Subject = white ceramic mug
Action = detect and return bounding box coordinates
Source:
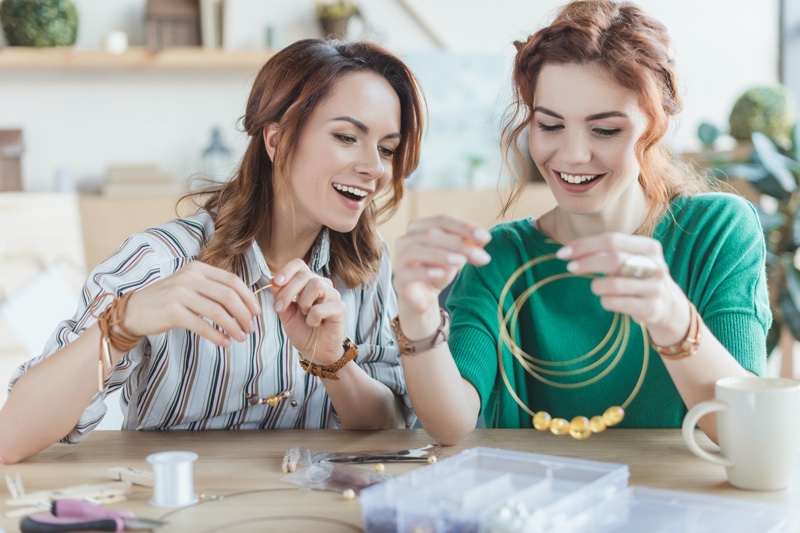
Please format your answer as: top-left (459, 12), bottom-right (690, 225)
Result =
top-left (682, 376), bottom-right (800, 491)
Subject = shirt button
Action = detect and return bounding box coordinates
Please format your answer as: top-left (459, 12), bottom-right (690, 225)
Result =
top-left (290, 400), bottom-right (298, 407)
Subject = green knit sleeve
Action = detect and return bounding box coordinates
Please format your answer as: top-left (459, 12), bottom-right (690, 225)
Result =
top-left (446, 225), bottom-right (518, 416)
top-left (673, 194), bottom-right (772, 375)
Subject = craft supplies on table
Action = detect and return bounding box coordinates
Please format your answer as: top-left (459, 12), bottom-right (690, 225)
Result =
top-left (359, 447), bottom-right (790, 533)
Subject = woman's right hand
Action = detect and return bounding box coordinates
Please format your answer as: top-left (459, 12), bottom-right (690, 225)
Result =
top-left (392, 215), bottom-right (492, 316)
top-left (122, 261), bottom-right (260, 346)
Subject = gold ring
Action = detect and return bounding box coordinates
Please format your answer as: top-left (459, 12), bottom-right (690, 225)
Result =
top-left (617, 254), bottom-right (657, 279)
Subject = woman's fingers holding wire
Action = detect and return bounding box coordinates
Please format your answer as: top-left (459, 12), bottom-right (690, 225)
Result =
top-left (270, 259), bottom-right (316, 313)
top-left (395, 223), bottom-right (491, 270)
top-left (304, 298), bottom-right (347, 329)
top-left (181, 291), bottom-right (249, 342)
top-left (557, 233), bottom-right (666, 279)
top-left (295, 276), bottom-right (338, 318)
top-left (406, 215), bottom-right (492, 247)
top-left (556, 232), bottom-right (662, 261)
top-left (176, 306), bottom-right (235, 346)
top-left (196, 262), bottom-right (261, 314)
top-left (124, 261), bottom-right (259, 341)
top-left (193, 279), bottom-right (258, 336)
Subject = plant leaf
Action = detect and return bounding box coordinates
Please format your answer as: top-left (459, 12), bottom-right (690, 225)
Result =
top-left (715, 163), bottom-right (788, 199)
top-left (697, 122), bottom-right (721, 148)
top-left (778, 153), bottom-right (800, 174)
top-left (781, 262), bottom-right (800, 342)
top-left (766, 314), bottom-right (782, 355)
top-left (780, 290), bottom-right (800, 342)
top-left (766, 250), bottom-right (780, 269)
top-left (751, 202), bottom-right (786, 233)
top-left (752, 132), bottom-right (798, 193)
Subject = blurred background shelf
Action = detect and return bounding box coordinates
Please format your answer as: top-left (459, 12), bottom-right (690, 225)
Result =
top-left (0, 46), bottom-right (273, 70)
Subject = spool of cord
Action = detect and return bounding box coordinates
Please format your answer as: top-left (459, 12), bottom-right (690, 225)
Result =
top-left (147, 451), bottom-right (200, 508)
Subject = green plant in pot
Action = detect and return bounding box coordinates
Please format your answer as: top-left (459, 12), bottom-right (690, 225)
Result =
top-left (0, 0), bottom-right (79, 47)
top-left (729, 85), bottom-right (796, 152)
top-left (315, 0), bottom-right (359, 39)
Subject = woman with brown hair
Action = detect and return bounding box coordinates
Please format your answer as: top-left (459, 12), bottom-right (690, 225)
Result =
top-left (0, 39), bottom-right (424, 463)
top-left (392, 0), bottom-right (770, 445)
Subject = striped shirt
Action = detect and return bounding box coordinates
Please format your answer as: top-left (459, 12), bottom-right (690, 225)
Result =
top-left (9, 211), bottom-right (413, 442)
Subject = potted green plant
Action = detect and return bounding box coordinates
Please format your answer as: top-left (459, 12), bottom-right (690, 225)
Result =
top-left (696, 84), bottom-right (797, 166)
top-left (0, 0), bottom-right (79, 47)
top-left (314, 0), bottom-right (359, 39)
top-left (729, 85), bottom-right (796, 152)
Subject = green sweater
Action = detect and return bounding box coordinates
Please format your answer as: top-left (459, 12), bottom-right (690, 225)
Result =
top-left (447, 193), bottom-right (771, 428)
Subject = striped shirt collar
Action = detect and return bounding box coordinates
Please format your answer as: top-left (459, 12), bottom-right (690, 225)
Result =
top-left (242, 227), bottom-right (332, 288)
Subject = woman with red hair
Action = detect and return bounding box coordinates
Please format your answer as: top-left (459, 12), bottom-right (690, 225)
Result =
top-left (392, 0), bottom-right (770, 445)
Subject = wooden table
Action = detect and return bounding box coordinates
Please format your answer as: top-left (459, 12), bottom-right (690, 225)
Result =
top-left (2, 429), bottom-right (799, 532)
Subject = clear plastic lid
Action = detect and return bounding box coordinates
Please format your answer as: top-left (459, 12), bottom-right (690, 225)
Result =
top-left (359, 447), bottom-right (789, 533)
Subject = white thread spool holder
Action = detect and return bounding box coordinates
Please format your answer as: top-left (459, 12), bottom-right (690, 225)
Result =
top-left (147, 451), bottom-right (199, 508)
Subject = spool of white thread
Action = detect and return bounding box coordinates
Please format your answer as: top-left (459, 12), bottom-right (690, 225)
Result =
top-left (147, 451), bottom-right (200, 508)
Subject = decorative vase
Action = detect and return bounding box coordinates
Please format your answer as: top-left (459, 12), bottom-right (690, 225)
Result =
top-left (0, 0), bottom-right (79, 47)
top-left (318, 15), bottom-right (351, 39)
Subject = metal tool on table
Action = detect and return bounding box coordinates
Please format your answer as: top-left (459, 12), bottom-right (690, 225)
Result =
top-left (282, 443), bottom-right (444, 472)
top-left (19, 499), bottom-right (165, 532)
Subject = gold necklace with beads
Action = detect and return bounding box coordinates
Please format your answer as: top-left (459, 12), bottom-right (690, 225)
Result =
top-left (497, 254), bottom-right (650, 440)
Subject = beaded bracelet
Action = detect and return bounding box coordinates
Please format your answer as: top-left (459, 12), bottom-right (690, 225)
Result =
top-left (89, 292), bottom-right (143, 392)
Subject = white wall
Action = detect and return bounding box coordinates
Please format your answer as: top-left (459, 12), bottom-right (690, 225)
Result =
top-left (0, 0), bottom-right (780, 191)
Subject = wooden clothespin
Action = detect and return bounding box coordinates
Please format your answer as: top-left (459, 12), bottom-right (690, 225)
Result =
top-left (5, 473), bottom-right (23, 499)
top-left (107, 466), bottom-right (154, 487)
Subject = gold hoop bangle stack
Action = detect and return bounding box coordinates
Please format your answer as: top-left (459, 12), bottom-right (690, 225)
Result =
top-left (497, 254), bottom-right (650, 440)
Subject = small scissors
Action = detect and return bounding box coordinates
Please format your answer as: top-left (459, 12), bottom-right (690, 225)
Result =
top-left (20, 498), bottom-right (165, 532)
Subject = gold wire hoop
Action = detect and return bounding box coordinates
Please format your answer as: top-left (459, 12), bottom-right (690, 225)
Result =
top-left (496, 254), bottom-right (650, 437)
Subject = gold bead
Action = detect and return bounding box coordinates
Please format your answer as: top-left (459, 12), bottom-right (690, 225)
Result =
top-left (532, 411), bottom-right (552, 431)
top-left (374, 463), bottom-right (385, 473)
top-left (342, 488), bottom-right (356, 500)
top-left (549, 418), bottom-right (569, 435)
top-left (589, 415), bottom-right (607, 433)
top-left (266, 397), bottom-right (279, 407)
top-left (427, 456), bottom-right (438, 464)
top-left (568, 416), bottom-right (592, 440)
top-left (602, 406), bottom-right (624, 427)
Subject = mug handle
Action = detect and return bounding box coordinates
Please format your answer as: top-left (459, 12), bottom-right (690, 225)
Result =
top-left (681, 399), bottom-right (734, 468)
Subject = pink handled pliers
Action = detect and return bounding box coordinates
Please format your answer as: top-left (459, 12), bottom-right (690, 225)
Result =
top-left (20, 498), bottom-right (165, 532)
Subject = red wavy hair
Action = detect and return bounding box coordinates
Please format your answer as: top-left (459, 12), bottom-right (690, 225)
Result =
top-left (193, 39), bottom-right (424, 287)
top-left (501, 0), bottom-right (710, 234)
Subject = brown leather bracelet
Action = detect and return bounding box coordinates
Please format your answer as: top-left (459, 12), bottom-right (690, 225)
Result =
top-left (299, 337), bottom-right (358, 380)
top-left (651, 302), bottom-right (702, 360)
top-left (391, 308), bottom-right (451, 356)
top-left (89, 291), bottom-right (144, 392)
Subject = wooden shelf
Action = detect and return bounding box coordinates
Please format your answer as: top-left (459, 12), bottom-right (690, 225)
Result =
top-left (0, 46), bottom-right (274, 70)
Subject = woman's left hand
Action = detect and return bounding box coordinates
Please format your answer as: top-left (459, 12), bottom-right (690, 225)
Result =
top-left (556, 232), bottom-right (690, 345)
top-left (270, 259), bottom-right (347, 365)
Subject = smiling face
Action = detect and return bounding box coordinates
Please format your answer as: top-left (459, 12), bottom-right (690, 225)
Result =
top-left (273, 71), bottom-right (401, 235)
top-left (529, 63), bottom-right (648, 222)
